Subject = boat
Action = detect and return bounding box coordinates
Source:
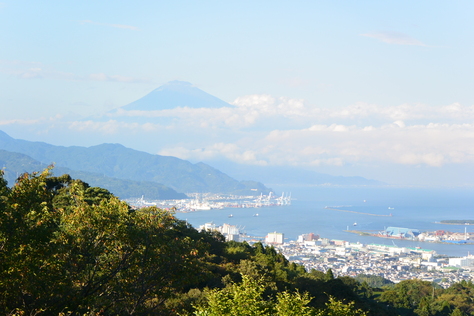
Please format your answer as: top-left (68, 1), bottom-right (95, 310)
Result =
top-left (253, 213), bottom-right (259, 217)
top-left (228, 214), bottom-right (233, 218)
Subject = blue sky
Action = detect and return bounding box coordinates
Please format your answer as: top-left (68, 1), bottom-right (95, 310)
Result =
top-left (1, 1), bottom-right (474, 186)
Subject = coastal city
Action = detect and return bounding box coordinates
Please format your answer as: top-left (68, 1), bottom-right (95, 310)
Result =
top-left (277, 234), bottom-right (474, 288)
top-left (200, 222), bottom-right (474, 288)
top-left (129, 194), bottom-right (474, 288)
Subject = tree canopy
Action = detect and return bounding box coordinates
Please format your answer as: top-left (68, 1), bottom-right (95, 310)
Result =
top-left (0, 168), bottom-right (209, 314)
top-left (1, 168), bottom-right (473, 315)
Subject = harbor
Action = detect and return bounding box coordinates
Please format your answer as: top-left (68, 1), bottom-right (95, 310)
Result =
top-left (126, 192), bottom-right (292, 212)
top-left (347, 226), bottom-right (474, 245)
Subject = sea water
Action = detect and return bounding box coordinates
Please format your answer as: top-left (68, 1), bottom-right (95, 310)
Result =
top-left (174, 186), bottom-right (474, 257)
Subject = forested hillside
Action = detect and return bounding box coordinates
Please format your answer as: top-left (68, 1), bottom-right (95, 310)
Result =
top-left (0, 130), bottom-right (271, 195)
top-left (0, 149), bottom-right (187, 200)
top-left (0, 169), bottom-right (472, 315)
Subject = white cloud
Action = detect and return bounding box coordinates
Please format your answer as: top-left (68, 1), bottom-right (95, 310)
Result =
top-left (79, 20), bottom-right (139, 31)
top-left (68, 120), bottom-right (161, 134)
top-left (0, 118), bottom-right (42, 126)
top-left (100, 97), bottom-right (474, 169)
top-left (110, 106), bottom-right (257, 128)
top-left (230, 97), bottom-right (474, 126)
top-left (0, 115), bottom-right (63, 126)
top-left (232, 94), bottom-right (307, 117)
top-left (109, 94), bottom-right (311, 130)
top-left (19, 67), bottom-right (43, 79)
top-left (360, 32), bottom-right (427, 46)
top-left (89, 73), bottom-right (148, 83)
top-left (0, 60), bottom-right (148, 83)
top-left (393, 120), bottom-right (405, 128)
top-left (0, 60), bottom-right (75, 80)
top-left (233, 94), bottom-right (276, 108)
top-left (9, 90), bottom-right (474, 171)
top-left (154, 122), bottom-right (474, 168)
top-left (159, 143), bottom-right (268, 166)
top-left (398, 153), bottom-right (445, 167)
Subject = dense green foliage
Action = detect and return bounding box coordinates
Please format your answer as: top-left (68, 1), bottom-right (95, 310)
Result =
top-left (379, 279), bottom-right (474, 316)
top-left (192, 275), bottom-right (368, 316)
top-left (0, 169), bottom-right (208, 314)
top-left (1, 168), bottom-right (474, 315)
top-left (355, 274), bottom-right (394, 288)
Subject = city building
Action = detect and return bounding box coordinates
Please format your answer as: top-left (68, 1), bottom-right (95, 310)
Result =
top-left (265, 231), bottom-right (284, 244)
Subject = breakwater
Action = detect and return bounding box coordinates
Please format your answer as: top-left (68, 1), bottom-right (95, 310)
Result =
top-left (325, 207), bottom-right (392, 217)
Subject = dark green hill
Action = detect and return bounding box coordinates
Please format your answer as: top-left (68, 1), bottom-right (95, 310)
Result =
top-left (0, 131), bottom-right (271, 195)
top-left (0, 149), bottom-right (186, 200)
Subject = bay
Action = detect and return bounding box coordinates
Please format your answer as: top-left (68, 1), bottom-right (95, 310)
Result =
top-left (175, 186), bottom-right (474, 257)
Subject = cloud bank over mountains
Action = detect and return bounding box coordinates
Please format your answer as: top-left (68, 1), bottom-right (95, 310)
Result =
top-left (154, 106), bottom-right (474, 168)
top-left (2, 81), bottom-right (474, 185)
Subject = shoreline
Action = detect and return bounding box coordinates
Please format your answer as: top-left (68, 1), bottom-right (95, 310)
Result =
top-left (346, 229), bottom-right (474, 245)
top-left (436, 221), bottom-right (474, 226)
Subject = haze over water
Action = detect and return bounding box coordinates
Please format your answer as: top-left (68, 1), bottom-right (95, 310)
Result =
top-left (175, 186), bottom-right (474, 257)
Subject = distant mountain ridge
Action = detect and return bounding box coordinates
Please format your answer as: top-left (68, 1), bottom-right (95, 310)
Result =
top-left (0, 149), bottom-right (187, 200)
top-left (204, 161), bottom-right (386, 187)
top-left (0, 130), bottom-right (270, 196)
top-left (121, 80), bottom-right (231, 111)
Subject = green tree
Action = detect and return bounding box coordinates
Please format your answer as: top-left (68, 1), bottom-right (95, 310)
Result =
top-left (194, 275), bottom-right (272, 316)
top-left (450, 307), bottom-right (465, 316)
top-left (355, 274), bottom-right (394, 288)
top-left (193, 274), bottom-right (316, 316)
top-left (0, 169), bottom-right (211, 315)
top-left (316, 296), bottom-right (368, 316)
top-left (193, 274), bottom-right (368, 316)
top-left (0, 169), bottom-right (62, 314)
top-left (325, 268), bottom-right (335, 281)
top-left (274, 291), bottom-right (313, 316)
top-left (379, 279), bottom-right (434, 311)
